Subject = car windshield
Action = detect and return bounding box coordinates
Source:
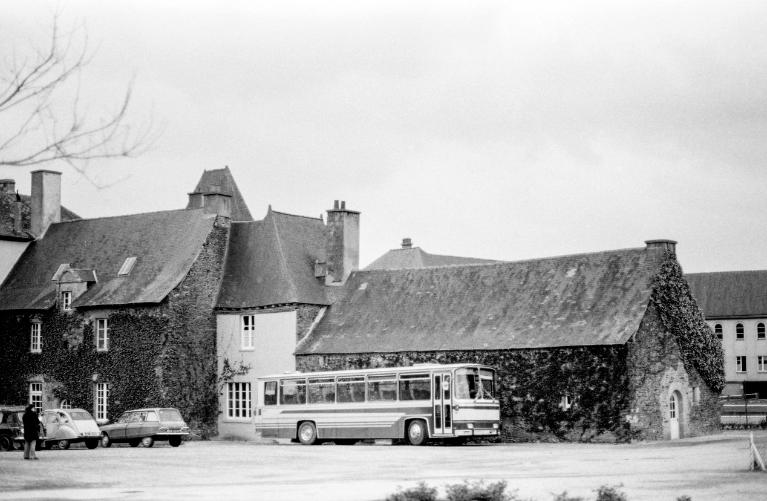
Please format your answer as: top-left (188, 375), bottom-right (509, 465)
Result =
top-left (455, 368), bottom-right (496, 400)
top-left (159, 409), bottom-right (183, 422)
top-left (68, 411), bottom-right (94, 421)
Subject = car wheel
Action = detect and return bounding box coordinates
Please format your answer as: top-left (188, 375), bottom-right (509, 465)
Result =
top-left (57, 439), bottom-right (70, 450)
top-left (297, 422), bottom-right (317, 445)
top-left (101, 433), bottom-right (112, 448)
top-left (168, 436), bottom-right (182, 447)
top-left (85, 439), bottom-right (99, 449)
top-left (406, 420), bottom-right (427, 446)
top-left (0, 435), bottom-right (13, 451)
top-left (141, 436), bottom-right (154, 448)
top-left (129, 439), bottom-right (140, 447)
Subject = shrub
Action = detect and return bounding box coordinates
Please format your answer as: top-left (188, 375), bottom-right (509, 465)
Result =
top-left (386, 482), bottom-right (439, 501)
top-left (445, 480), bottom-right (515, 501)
top-left (552, 493), bottom-right (585, 501)
top-left (594, 485), bottom-right (627, 501)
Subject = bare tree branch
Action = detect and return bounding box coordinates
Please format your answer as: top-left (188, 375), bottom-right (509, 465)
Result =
top-left (0, 14), bottom-right (160, 175)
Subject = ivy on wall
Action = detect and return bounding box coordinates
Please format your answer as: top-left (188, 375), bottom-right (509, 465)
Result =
top-left (650, 252), bottom-right (725, 392)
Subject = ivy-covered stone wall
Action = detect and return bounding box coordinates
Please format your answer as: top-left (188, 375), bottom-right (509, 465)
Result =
top-left (297, 346), bottom-right (633, 442)
top-left (0, 217), bottom-right (229, 438)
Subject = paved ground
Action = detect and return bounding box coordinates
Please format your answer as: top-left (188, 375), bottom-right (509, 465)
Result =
top-left (0, 432), bottom-right (765, 501)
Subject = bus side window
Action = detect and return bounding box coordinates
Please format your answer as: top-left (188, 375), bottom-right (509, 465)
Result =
top-left (264, 381), bottom-right (277, 406)
top-left (399, 374), bottom-right (430, 400)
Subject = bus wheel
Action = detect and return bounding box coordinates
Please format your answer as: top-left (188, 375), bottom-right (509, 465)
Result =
top-left (407, 420), bottom-right (427, 446)
top-left (298, 422), bottom-right (317, 445)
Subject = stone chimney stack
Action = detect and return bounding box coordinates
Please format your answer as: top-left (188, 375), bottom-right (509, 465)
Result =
top-left (645, 239), bottom-right (677, 253)
top-left (325, 200), bottom-right (360, 285)
top-left (187, 191), bottom-right (232, 218)
top-left (31, 170), bottom-right (61, 238)
top-left (401, 237), bottom-right (413, 249)
top-left (14, 193), bottom-right (23, 234)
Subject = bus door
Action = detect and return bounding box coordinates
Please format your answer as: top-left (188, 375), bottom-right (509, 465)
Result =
top-left (432, 372), bottom-right (452, 435)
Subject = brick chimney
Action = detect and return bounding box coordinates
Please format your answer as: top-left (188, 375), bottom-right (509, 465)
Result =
top-left (402, 237), bottom-right (413, 249)
top-left (645, 239), bottom-right (677, 253)
top-left (31, 170), bottom-right (61, 238)
top-left (188, 191), bottom-right (232, 218)
top-left (325, 200), bottom-right (360, 285)
top-left (14, 193), bottom-right (23, 234)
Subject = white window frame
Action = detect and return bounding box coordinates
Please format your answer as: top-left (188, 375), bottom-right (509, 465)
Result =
top-left (736, 356), bottom-right (747, 373)
top-left (61, 291), bottom-right (72, 311)
top-left (226, 381), bottom-right (252, 420)
top-left (96, 318), bottom-right (109, 351)
top-left (241, 315), bottom-right (255, 351)
top-left (95, 383), bottom-right (108, 421)
top-left (714, 324), bottom-right (723, 340)
top-left (758, 356), bottom-right (767, 373)
top-left (758, 323), bottom-right (766, 340)
top-left (30, 322), bottom-right (41, 353)
top-left (736, 323), bottom-right (744, 340)
top-left (29, 383), bottom-right (42, 412)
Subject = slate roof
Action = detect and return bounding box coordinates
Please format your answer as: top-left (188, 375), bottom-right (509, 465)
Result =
top-left (686, 271), bottom-right (767, 319)
top-left (296, 246), bottom-right (666, 354)
top-left (365, 246), bottom-right (498, 270)
top-left (0, 192), bottom-right (79, 240)
top-left (216, 209), bottom-right (329, 309)
top-left (0, 209), bottom-right (217, 310)
top-left (186, 167), bottom-right (253, 221)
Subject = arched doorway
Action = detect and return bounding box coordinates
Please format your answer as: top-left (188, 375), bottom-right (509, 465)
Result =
top-left (669, 391), bottom-right (681, 440)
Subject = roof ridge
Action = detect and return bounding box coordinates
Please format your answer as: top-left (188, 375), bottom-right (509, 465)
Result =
top-left (50, 208), bottom-right (210, 225)
top-left (270, 209), bottom-right (324, 221)
top-left (268, 211), bottom-right (298, 302)
top-left (686, 269), bottom-right (767, 276)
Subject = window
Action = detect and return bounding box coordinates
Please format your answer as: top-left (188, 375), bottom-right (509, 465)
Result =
top-left (227, 382), bottom-right (252, 419)
top-left (714, 324), bottom-right (723, 340)
top-left (736, 356), bottom-right (747, 373)
top-left (118, 256), bottom-right (137, 276)
top-left (61, 291), bottom-right (72, 311)
top-left (30, 322), bottom-right (41, 353)
top-left (367, 374), bottom-right (397, 401)
top-left (759, 356), bottom-right (767, 373)
top-left (399, 374), bottom-right (431, 401)
top-left (29, 383), bottom-right (42, 412)
top-left (668, 395), bottom-right (676, 419)
top-left (279, 379), bottom-right (306, 405)
top-left (96, 318), bottom-right (109, 351)
top-left (95, 383), bottom-right (108, 421)
top-left (336, 376), bottom-right (365, 403)
top-left (241, 315), bottom-right (255, 350)
top-left (264, 381), bottom-right (278, 406)
top-left (307, 377), bottom-right (336, 404)
top-left (736, 323), bottom-right (744, 340)
top-left (759, 323), bottom-right (766, 340)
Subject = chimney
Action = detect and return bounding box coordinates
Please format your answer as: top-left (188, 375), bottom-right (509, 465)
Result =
top-left (13, 193), bottom-right (23, 234)
top-left (0, 179), bottom-right (16, 193)
top-left (202, 192), bottom-right (232, 218)
top-left (31, 170), bottom-right (61, 238)
top-left (645, 239), bottom-right (677, 253)
top-left (325, 200), bottom-right (360, 285)
top-left (401, 237), bottom-right (412, 249)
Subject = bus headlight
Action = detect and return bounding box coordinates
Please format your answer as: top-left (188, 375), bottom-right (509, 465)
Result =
top-left (492, 423), bottom-right (499, 429)
top-left (467, 423), bottom-right (474, 429)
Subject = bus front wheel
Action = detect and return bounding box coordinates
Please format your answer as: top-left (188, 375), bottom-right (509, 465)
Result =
top-left (407, 420), bottom-right (427, 446)
top-left (298, 422), bottom-right (317, 445)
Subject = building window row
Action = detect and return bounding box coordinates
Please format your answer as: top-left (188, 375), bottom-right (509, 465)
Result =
top-left (715, 322), bottom-right (767, 341)
top-left (28, 318), bottom-right (109, 354)
top-left (736, 355), bottom-right (767, 373)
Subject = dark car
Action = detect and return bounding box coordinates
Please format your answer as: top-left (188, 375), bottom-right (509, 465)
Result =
top-left (99, 408), bottom-right (189, 448)
top-left (0, 406), bottom-right (25, 451)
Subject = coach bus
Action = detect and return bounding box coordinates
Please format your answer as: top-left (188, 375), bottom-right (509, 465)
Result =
top-left (253, 363), bottom-right (500, 445)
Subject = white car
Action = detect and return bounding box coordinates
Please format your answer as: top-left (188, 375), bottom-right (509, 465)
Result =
top-left (40, 409), bottom-right (101, 450)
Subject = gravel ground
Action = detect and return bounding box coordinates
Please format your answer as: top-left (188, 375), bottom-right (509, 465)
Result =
top-left (0, 431), bottom-right (765, 501)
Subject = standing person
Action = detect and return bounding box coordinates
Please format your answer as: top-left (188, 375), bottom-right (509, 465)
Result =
top-left (22, 404), bottom-right (39, 460)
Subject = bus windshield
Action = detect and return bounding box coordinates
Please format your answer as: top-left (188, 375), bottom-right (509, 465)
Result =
top-left (455, 368), bottom-right (496, 400)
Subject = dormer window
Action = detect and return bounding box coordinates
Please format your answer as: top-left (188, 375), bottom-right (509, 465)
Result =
top-left (118, 257), bottom-right (137, 276)
top-left (61, 291), bottom-right (72, 311)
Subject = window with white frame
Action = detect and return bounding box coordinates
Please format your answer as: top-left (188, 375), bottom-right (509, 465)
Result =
top-left (758, 356), bottom-right (767, 373)
top-left (736, 356), bottom-right (747, 373)
top-left (96, 318), bottom-right (109, 351)
top-left (61, 291), bottom-right (72, 311)
top-left (736, 323), bottom-right (745, 340)
top-left (714, 324), bottom-right (723, 340)
top-left (241, 315), bottom-right (255, 350)
top-left (95, 383), bottom-right (108, 421)
top-left (226, 382), bottom-right (252, 419)
top-left (30, 322), bottom-right (41, 353)
top-left (29, 383), bottom-right (42, 412)
top-left (759, 323), bottom-right (766, 340)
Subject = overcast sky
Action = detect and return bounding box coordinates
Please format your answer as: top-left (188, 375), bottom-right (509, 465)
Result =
top-left (2, 0), bottom-right (767, 271)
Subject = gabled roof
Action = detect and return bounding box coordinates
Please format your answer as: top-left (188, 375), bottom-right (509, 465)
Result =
top-left (0, 209), bottom-right (217, 310)
top-left (686, 270), bottom-right (767, 319)
top-left (216, 209), bottom-right (329, 309)
top-left (297, 246), bottom-right (665, 355)
top-left (365, 246), bottom-right (498, 270)
top-left (0, 191), bottom-right (79, 240)
top-left (186, 167), bottom-right (253, 221)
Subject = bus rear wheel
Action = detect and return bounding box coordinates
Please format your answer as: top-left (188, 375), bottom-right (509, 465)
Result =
top-left (298, 422), bottom-right (317, 445)
top-left (407, 420), bottom-right (427, 446)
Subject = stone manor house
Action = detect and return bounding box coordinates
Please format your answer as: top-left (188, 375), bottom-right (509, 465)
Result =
top-left (0, 168), bottom-right (724, 441)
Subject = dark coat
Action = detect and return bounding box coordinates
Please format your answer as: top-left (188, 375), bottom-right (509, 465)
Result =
top-left (22, 409), bottom-right (39, 441)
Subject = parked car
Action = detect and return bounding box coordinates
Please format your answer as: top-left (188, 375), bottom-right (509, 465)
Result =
top-left (99, 408), bottom-right (189, 448)
top-left (39, 409), bottom-right (101, 449)
top-left (0, 406), bottom-right (25, 451)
